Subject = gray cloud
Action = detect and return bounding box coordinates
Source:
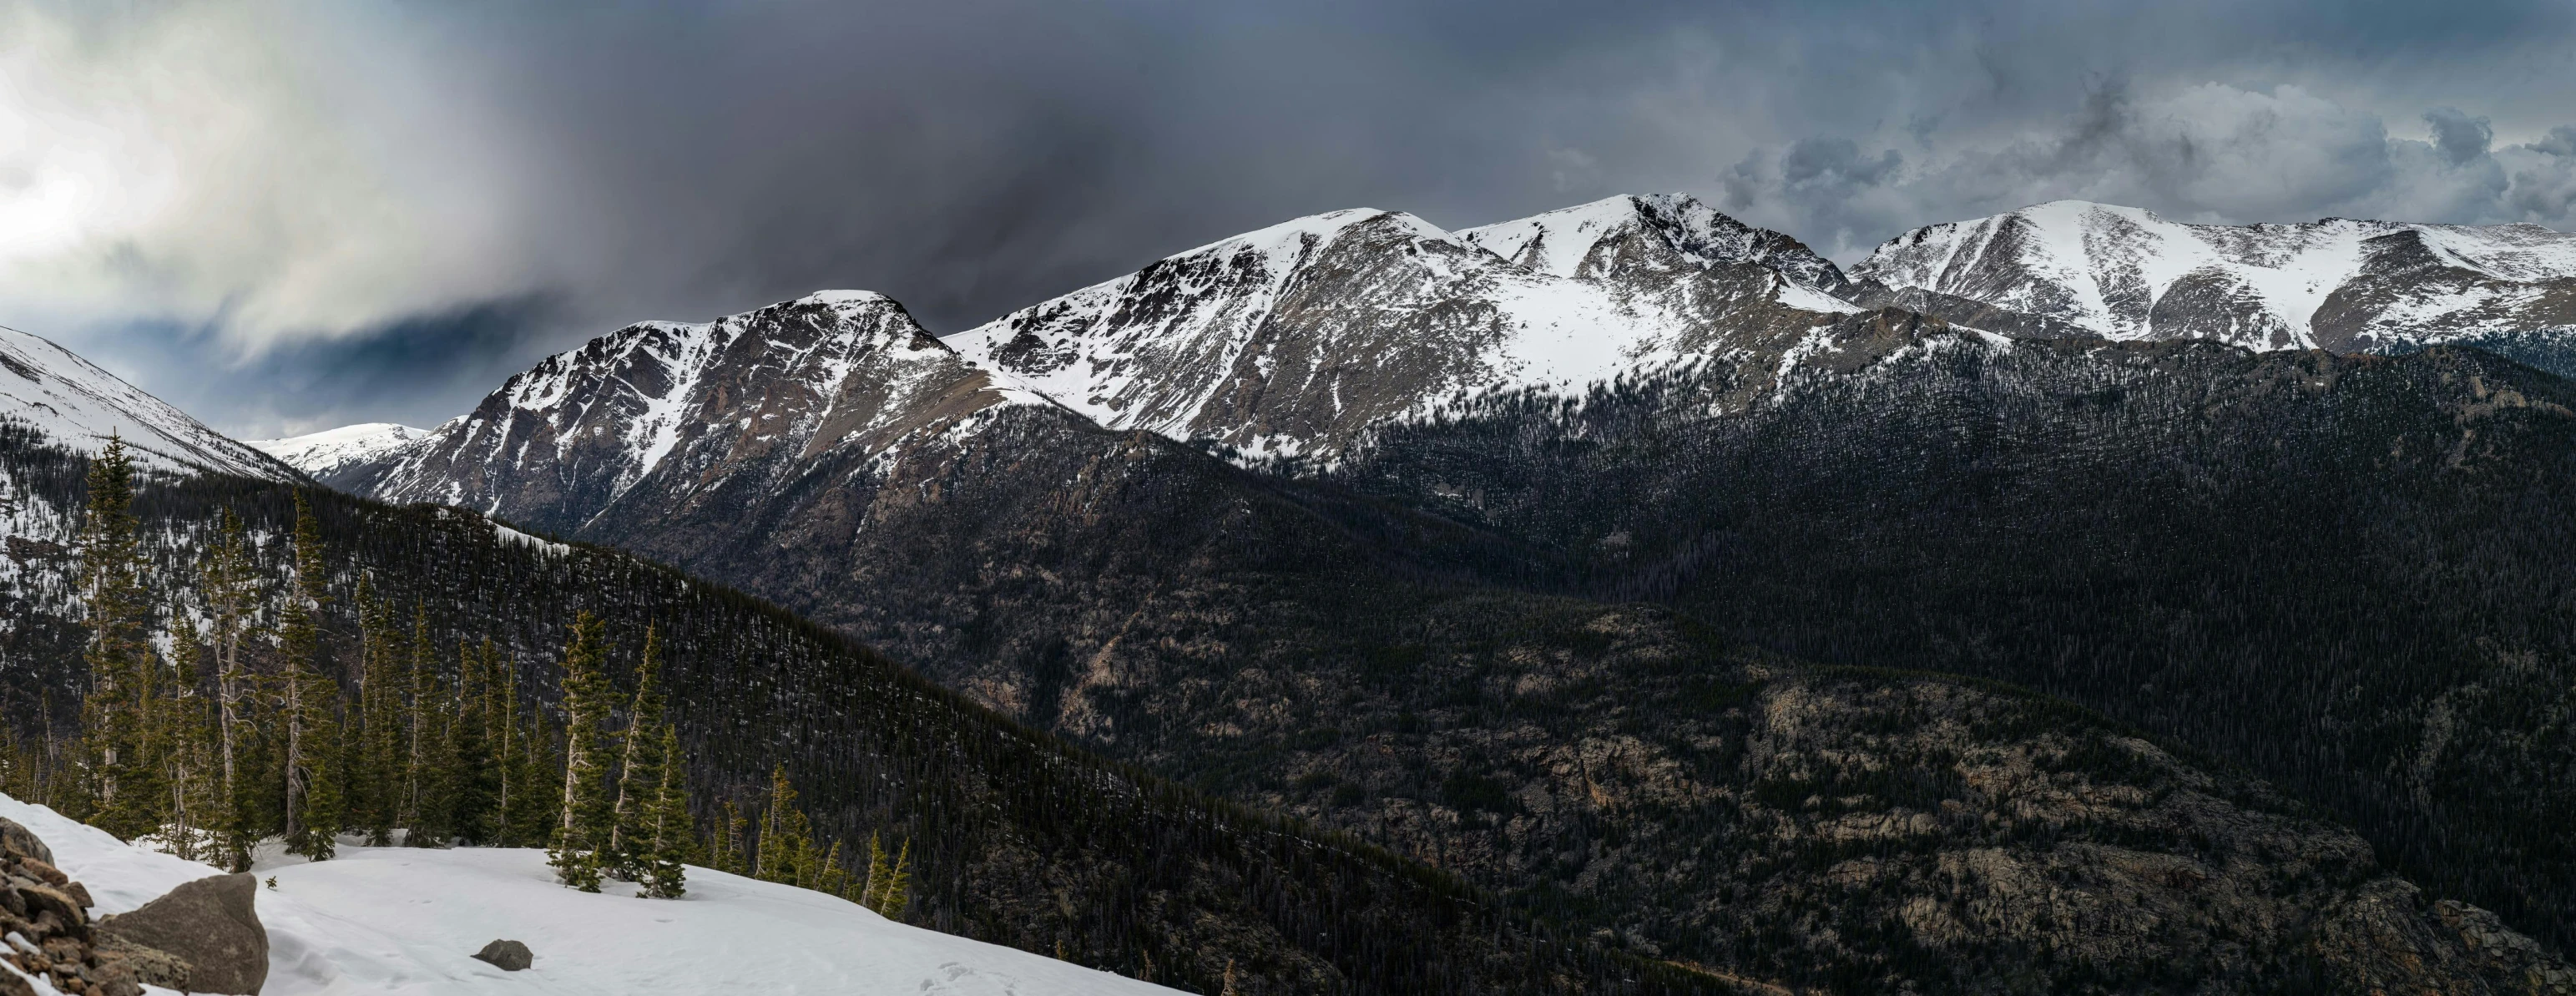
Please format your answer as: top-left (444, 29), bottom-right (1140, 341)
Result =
top-left (7, 0), bottom-right (2576, 436)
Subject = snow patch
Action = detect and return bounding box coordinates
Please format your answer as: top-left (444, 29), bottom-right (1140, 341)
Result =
top-left (0, 794), bottom-right (1174, 996)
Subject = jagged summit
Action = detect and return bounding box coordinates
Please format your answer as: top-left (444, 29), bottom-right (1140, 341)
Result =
top-left (943, 196), bottom-right (1861, 461)
top-left (348, 290), bottom-right (1054, 533)
top-left (1852, 200), bottom-right (2576, 353)
top-left (0, 324), bottom-right (298, 481)
top-left (1458, 193), bottom-right (1851, 297)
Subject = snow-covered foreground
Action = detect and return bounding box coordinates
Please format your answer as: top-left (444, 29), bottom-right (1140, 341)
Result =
top-left (0, 795), bottom-right (1175, 996)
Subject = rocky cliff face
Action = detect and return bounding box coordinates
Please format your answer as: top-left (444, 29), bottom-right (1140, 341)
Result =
top-left (1851, 200), bottom-right (2576, 367)
top-left (942, 195), bottom-right (1856, 463)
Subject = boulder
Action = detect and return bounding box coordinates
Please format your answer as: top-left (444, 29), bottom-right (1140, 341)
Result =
top-left (472, 938), bottom-right (533, 971)
top-left (95, 874), bottom-right (265, 994)
top-left (0, 820), bottom-right (53, 867)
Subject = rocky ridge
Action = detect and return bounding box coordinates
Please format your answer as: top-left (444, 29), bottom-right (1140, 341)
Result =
top-left (1850, 200), bottom-right (2576, 363)
top-left (942, 195), bottom-right (1858, 463)
top-left (341, 290), bottom-right (1056, 536)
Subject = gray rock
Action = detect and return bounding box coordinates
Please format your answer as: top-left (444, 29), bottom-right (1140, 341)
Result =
top-left (0, 820), bottom-right (51, 866)
top-left (95, 873), bottom-right (265, 994)
top-left (472, 938), bottom-right (532, 971)
top-left (93, 933), bottom-right (189, 991)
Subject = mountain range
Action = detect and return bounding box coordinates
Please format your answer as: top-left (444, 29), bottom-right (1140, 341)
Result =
top-left (9, 191), bottom-right (2576, 993)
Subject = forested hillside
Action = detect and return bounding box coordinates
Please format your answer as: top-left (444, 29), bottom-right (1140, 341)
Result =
top-left (1334, 339), bottom-right (2576, 952)
top-left (0, 422), bottom-right (1709, 996)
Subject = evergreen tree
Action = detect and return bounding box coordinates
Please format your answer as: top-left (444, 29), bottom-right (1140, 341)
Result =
top-left (400, 604), bottom-right (437, 842)
top-left (639, 724), bottom-right (691, 899)
top-left (607, 627), bottom-right (665, 881)
top-left (447, 640), bottom-right (498, 844)
top-left (197, 506), bottom-right (261, 871)
top-left (859, 832), bottom-right (912, 922)
top-left (492, 658), bottom-right (520, 847)
top-left (351, 576), bottom-right (402, 846)
top-left (815, 839), bottom-right (847, 897)
top-left (505, 696), bottom-right (560, 849)
top-left (158, 614), bottom-right (222, 861)
top-left (712, 801), bottom-right (748, 876)
top-left (753, 764), bottom-right (811, 885)
top-left (77, 437), bottom-right (155, 838)
top-left (548, 614), bottom-right (616, 890)
top-left (278, 491), bottom-right (336, 858)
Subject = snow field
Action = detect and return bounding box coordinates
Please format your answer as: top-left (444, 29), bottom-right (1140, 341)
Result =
top-left (0, 795), bottom-right (1174, 996)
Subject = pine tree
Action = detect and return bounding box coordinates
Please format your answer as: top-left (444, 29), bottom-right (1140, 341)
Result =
top-left (639, 724), bottom-right (691, 899)
top-left (447, 640), bottom-right (498, 844)
top-left (399, 604), bottom-right (439, 842)
top-left (815, 840), bottom-right (847, 897)
top-left (492, 658), bottom-right (520, 847)
top-left (608, 627), bottom-right (666, 881)
top-left (712, 800), bottom-right (749, 876)
top-left (858, 831), bottom-right (912, 920)
top-left (548, 614), bottom-right (616, 890)
top-left (301, 715), bottom-right (344, 861)
top-left (753, 765), bottom-right (811, 885)
top-left (351, 576), bottom-right (403, 846)
top-left (77, 437), bottom-right (156, 839)
top-left (198, 506), bottom-right (261, 871)
top-left (279, 491), bottom-right (337, 859)
top-left (159, 614), bottom-right (222, 861)
top-left (506, 700), bottom-right (561, 851)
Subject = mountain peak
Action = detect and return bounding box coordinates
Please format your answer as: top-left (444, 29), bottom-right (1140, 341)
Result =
top-left (1458, 193), bottom-right (1849, 293)
top-left (1853, 200), bottom-right (2576, 354)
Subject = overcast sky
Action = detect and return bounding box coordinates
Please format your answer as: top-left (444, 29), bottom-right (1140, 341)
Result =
top-left (8, 0), bottom-right (2576, 437)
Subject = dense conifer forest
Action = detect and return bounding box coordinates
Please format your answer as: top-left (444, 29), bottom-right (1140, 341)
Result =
top-left (0, 422), bottom-right (1718, 996)
top-left (1334, 341), bottom-right (2576, 949)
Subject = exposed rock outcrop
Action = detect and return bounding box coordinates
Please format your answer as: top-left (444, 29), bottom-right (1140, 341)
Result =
top-left (95, 872), bottom-right (266, 994)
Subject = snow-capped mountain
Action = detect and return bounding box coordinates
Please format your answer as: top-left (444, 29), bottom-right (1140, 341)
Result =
top-left (351, 291), bottom-right (1055, 534)
top-left (1850, 200), bottom-right (2576, 354)
top-left (250, 422), bottom-right (432, 488)
top-left (0, 324), bottom-right (298, 481)
top-left (943, 195), bottom-right (1858, 462)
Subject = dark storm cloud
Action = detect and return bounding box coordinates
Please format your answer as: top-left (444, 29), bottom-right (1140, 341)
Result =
top-left (13, 0), bottom-right (2576, 435)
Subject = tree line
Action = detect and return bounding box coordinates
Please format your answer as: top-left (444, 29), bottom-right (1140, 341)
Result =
top-left (9, 438), bottom-right (908, 916)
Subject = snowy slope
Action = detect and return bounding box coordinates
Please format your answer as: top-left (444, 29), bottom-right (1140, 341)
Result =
top-left (0, 794), bottom-right (1172, 996)
top-left (352, 291), bottom-right (1056, 532)
top-left (943, 196), bottom-right (1856, 461)
top-left (1851, 200), bottom-right (2576, 352)
top-left (0, 325), bottom-right (299, 481)
top-left (250, 423), bottom-right (432, 483)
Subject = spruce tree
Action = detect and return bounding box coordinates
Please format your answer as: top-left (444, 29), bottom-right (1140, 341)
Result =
top-left (278, 491), bottom-right (337, 858)
top-left (76, 437), bottom-right (154, 838)
top-left (492, 658), bottom-right (520, 847)
top-left (351, 577), bottom-right (402, 846)
top-left (548, 614), bottom-right (616, 890)
top-left (607, 627), bottom-right (665, 881)
top-left (639, 724), bottom-right (691, 899)
top-left (506, 699), bottom-right (561, 849)
top-left (753, 764), bottom-right (811, 885)
top-left (447, 640), bottom-right (498, 844)
top-left (713, 801), bottom-right (749, 876)
top-left (861, 832), bottom-right (912, 921)
top-left (198, 506), bottom-right (261, 871)
top-left (400, 604), bottom-right (436, 841)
